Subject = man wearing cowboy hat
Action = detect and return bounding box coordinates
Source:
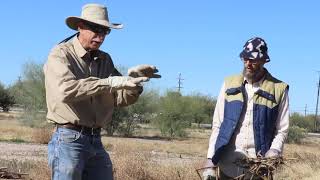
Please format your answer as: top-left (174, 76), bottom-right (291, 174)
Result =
top-left (202, 37), bottom-right (289, 179)
top-left (44, 3), bottom-right (160, 180)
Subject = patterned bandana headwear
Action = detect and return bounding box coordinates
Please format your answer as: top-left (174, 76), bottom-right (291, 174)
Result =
top-left (239, 37), bottom-right (270, 62)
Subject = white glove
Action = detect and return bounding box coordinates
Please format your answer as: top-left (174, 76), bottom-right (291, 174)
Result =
top-left (202, 159), bottom-right (216, 180)
top-left (102, 76), bottom-right (149, 90)
top-left (265, 149), bottom-right (280, 158)
top-left (128, 64), bottom-right (161, 78)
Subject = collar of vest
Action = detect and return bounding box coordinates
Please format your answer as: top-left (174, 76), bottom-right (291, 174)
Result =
top-left (226, 87), bottom-right (276, 102)
top-left (225, 69), bottom-right (278, 103)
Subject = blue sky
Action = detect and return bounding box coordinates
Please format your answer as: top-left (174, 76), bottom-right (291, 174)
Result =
top-left (1, 0), bottom-right (319, 114)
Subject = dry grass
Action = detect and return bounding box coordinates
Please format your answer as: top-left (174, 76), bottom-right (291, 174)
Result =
top-left (0, 119), bottom-right (34, 142)
top-left (103, 132), bottom-right (320, 180)
top-left (1, 112), bottom-right (320, 179)
top-left (0, 159), bottom-right (50, 180)
top-left (0, 112), bottom-right (19, 120)
top-left (274, 143), bottom-right (320, 180)
top-left (111, 143), bottom-right (202, 180)
top-left (0, 112), bottom-right (54, 144)
top-left (0, 119), bottom-right (54, 144)
top-left (102, 135), bottom-right (209, 157)
top-left (103, 135), bottom-right (207, 179)
top-left (31, 127), bottom-right (53, 144)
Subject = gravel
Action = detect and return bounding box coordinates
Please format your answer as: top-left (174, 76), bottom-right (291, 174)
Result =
top-left (0, 142), bottom-right (47, 162)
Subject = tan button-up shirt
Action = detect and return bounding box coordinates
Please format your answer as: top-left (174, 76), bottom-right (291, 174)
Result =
top-left (44, 37), bottom-right (141, 128)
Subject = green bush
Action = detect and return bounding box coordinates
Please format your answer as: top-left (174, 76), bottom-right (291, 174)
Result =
top-left (0, 83), bottom-right (15, 112)
top-left (154, 91), bottom-right (189, 138)
top-left (105, 89), bottom-right (160, 137)
top-left (286, 125), bottom-right (307, 144)
top-left (8, 62), bottom-right (46, 127)
top-left (290, 112), bottom-right (314, 132)
top-left (183, 93), bottom-right (216, 125)
top-left (19, 110), bottom-right (47, 128)
top-left (152, 91), bottom-right (216, 138)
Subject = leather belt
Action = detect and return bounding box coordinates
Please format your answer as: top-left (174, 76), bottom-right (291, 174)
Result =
top-left (56, 123), bottom-right (101, 135)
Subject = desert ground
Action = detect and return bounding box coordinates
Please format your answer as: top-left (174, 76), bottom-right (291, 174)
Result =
top-left (1, 112), bottom-right (320, 180)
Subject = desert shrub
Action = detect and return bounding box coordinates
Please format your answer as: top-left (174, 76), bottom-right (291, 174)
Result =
top-left (105, 107), bottom-right (128, 136)
top-left (106, 89), bottom-right (160, 137)
top-left (154, 91), bottom-right (189, 138)
top-left (286, 125), bottom-right (307, 144)
top-left (19, 111), bottom-right (47, 128)
top-left (183, 93), bottom-right (216, 125)
top-left (106, 107), bottom-right (142, 137)
top-left (116, 113), bottom-right (141, 137)
top-left (290, 112), bottom-right (314, 132)
top-left (0, 83), bottom-right (15, 112)
top-left (8, 62), bottom-right (46, 127)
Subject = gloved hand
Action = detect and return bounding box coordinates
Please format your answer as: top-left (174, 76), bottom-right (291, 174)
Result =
top-left (126, 85), bottom-right (143, 96)
top-left (128, 64), bottom-right (161, 78)
top-left (265, 149), bottom-right (280, 158)
top-left (102, 76), bottom-right (149, 90)
top-left (202, 159), bottom-right (216, 180)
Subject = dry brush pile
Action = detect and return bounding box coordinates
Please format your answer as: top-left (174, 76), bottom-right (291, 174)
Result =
top-left (234, 156), bottom-right (297, 180)
top-left (0, 159), bottom-right (50, 180)
top-left (0, 167), bottom-right (28, 179)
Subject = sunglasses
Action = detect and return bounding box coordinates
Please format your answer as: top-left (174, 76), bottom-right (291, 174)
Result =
top-left (83, 21), bottom-right (111, 35)
top-left (242, 58), bottom-right (265, 64)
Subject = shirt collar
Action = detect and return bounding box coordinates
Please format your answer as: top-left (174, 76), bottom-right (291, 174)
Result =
top-left (72, 36), bottom-right (89, 59)
top-left (243, 75), bottom-right (265, 87)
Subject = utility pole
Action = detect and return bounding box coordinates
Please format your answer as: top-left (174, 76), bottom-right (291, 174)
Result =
top-left (305, 104), bottom-right (307, 117)
top-left (177, 73), bottom-right (184, 93)
top-left (315, 73), bottom-right (320, 132)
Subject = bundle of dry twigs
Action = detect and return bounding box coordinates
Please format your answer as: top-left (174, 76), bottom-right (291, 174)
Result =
top-left (195, 155), bottom-right (296, 180)
top-left (234, 156), bottom-right (296, 180)
top-left (0, 167), bottom-right (28, 179)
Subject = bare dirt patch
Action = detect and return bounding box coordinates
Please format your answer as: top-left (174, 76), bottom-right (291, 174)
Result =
top-left (0, 142), bottom-right (47, 162)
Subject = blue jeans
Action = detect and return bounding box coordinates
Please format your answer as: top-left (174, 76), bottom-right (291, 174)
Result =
top-left (48, 127), bottom-right (113, 180)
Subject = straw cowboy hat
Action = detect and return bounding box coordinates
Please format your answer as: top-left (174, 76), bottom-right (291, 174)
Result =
top-left (66, 3), bottom-right (123, 31)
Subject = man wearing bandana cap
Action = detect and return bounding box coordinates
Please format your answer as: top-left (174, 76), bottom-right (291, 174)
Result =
top-left (202, 37), bottom-right (289, 179)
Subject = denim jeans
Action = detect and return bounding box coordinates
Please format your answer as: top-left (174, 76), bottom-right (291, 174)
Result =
top-left (48, 127), bottom-right (113, 180)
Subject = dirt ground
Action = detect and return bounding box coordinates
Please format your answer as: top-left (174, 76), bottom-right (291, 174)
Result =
top-left (1, 112), bottom-right (320, 179)
top-left (0, 142), bottom-right (47, 162)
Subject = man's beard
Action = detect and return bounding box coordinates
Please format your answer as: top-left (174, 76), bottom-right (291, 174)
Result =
top-left (243, 67), bottom-right (265, 83)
